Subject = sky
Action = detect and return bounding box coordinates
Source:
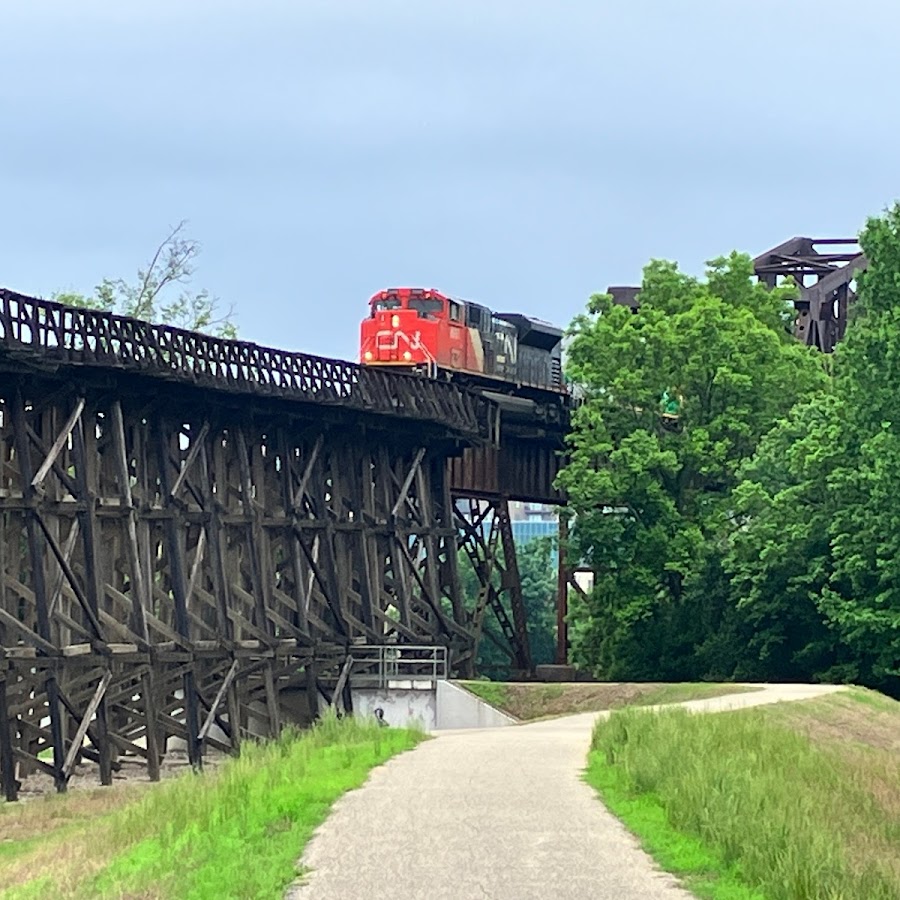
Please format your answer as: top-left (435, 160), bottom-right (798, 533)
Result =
top-left (2, 0), bottom-right (898, 361)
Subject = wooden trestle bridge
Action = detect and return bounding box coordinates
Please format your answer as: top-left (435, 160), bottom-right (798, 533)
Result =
top-left (0, 288), bottom-right (567, 800)
top-left (0, 237), bottom-right (865, 800)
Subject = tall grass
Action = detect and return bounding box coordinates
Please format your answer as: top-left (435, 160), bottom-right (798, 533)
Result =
top-left (587, 706), bottom-right (900, 900)
top-left (3, 713), bottom-right (422, 899)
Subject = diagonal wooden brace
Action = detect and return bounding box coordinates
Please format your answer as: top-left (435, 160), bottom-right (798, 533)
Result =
top-left (62, 670), bottom-right (112, 780)
top-left (31, 397), bottom-right (85, 489)
top-left (198, 659), bottom-right (239, 744)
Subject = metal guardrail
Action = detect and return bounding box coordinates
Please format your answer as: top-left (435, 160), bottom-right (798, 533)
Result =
top-left (349, 645), bottom-right (448, 689)
top-left (0, 288), bottom-right (496, 440)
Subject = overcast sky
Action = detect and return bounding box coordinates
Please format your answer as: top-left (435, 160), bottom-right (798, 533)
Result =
top-left (2, 1), bottom-right (897, 360)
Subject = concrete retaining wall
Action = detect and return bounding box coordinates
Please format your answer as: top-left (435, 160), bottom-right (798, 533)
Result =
top-left (176, 680), bottom-right (516, 745)
top-left (435, 681), bottom-right (517, 729)
top-left (352, 687), bottom-right (437, 730)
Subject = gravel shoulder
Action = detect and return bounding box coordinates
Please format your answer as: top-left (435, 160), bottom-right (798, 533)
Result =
top-left (288, 683), bottom-right (843, 900)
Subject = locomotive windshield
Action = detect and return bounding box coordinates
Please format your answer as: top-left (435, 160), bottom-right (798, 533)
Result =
top-left (408, 297), bottom-right (444, 318)
top-left (371, 296), bottom-right (401, 313)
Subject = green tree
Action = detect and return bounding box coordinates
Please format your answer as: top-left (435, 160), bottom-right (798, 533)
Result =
top-left (559, 253), bottom-right (827, 679)
top-left (54, 221), bottom-right (236, 337)
top-left (732, 207), bottom-right (900, 695)
top-left (724, 394), bottom-right (851, 682)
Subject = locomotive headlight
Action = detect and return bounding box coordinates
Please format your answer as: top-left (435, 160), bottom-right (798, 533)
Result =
top-left (403, 350), bottom-right (412, 361)
top-left (391, 315), bottom-right (400, 328)
top-left (364, 351), bottom-right (373, 361)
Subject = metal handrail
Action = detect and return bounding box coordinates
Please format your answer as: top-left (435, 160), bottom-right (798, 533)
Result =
top-left (349, 644), bottom-right (448, 689)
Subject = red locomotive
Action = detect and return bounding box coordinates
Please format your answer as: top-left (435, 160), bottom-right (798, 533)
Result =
top-left (359, 287), bottom-right (564, 392)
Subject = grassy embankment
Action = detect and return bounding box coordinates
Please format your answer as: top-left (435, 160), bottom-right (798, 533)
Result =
top-left (459, 680), bottom-right (757, 721)
top-left (0, 713), bottom-right (422, 899)
top-left (587, 687), bottom-right (900, 900)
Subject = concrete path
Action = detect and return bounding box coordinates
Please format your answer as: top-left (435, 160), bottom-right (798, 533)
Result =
top-left (288, 683), bottom-right (843, 900)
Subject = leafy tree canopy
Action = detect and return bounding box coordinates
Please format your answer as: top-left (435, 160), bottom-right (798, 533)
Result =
top-left (53, 222), bottom-right (236, 338)
top-left (559, 252), bottom-right (827, 679)
top-left (730, 206), bottom-right (900, 692)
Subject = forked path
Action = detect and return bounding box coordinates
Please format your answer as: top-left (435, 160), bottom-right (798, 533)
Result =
top-left (288, 684), bottom-right (843, 900)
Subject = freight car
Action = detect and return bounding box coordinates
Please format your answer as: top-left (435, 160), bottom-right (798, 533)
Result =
top-left (359, 287), bottom-right (564, 394)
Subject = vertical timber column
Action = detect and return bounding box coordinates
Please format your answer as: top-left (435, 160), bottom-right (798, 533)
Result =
top-left (279, 430), bottom-right (311, 640)
top-left (198, 438), bottom-right (241, 752)
top-left (10, 388), bottom-right (67, 792)
top-left (110, 401), bottom-right (161, 781)
top-left (416, 457), bottom-right (445, 639)
top-left (0, 669), bottom-right (16, 801)
top-left (441, 467), bottom-right (466, 627)
top-left (235, 430), bottom-right (280, 737)
top-left (71, 411), bottom-right (113, 786)
top-left (156, 426), bottom-right (202, 770)
top-left (0, 504), bottom-right (18, 801)
top-left (556, 514), bottom-right (569, 665)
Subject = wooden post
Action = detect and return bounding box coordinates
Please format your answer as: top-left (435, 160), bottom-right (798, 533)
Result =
top-left (0, 671), bottom-right (18, 801)
top-left (235, 430), bottom-right (280, 738)
top-left (198, 438), bottom-right (241, 753)
top-left (71, 412), bottom-right (113, 786)
top-left (10, 389), bottom-right (67, 793)
top-left (156, 426), bottom-right (202, 770)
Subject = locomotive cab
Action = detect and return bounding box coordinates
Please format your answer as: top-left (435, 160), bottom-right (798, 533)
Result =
top-left (361, 288), bottom-right (465, 371)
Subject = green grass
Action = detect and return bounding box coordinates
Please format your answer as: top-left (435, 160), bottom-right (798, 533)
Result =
top-left (1, 713), bottom-right (423, 899)
top-left (588, 757), bottom-right (763, 900)
top-left (461, 680), bottom-right (513, 711)
top-left (586, 698), bottom-right (900, 900)
top-left (630, 683), bottom-right (754, 707)
top-left (841, 684), bottom-right (900, 713)
top-left (459, 680), bottom-right (756, 721)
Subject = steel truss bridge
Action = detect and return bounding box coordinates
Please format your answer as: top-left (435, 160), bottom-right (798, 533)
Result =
top-left (609, 236), bottom-right (867, 353)
top-left (0, 288), bottom-right (567, 800)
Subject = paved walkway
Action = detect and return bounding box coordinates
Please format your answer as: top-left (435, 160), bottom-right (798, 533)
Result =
top-left (288, 684), bottom-right (843, 900)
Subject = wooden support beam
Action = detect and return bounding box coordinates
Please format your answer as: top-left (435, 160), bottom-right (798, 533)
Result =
top-left (0, 608), bottom-right (58, 656)
top-left (109, 401), bottom-right (151, 643)
top-left (33, 512), bottom-right (104, 640)
top-left (198, 660), bottom-right (238, 744)
top-left (13, 747), bottom-right (56, 778)
top-left (292, 433), bottom-right (323, 510)
top-left (170, 421), bottom-right (210, 499)
top-left (71, 412), bottom-right (113, 783)
top-left (47, 520), bottom-right (80, 619)
top-left (62, 670), bottom-right (112, 779)
top-left (331, 655), bottom-right (353, 714)
top-left (156, 426), bottom-right (202, 770)
top-left (391, 447), bottom-right (425, 518)
top-left (34, 694), bottom-right (123, 771)
top-left (31, 397), bottom-right (85, 489)
top-left (11, 388), bottom-right (67, 793)
top-left (0, 673), bottom-right (19, 801)
top-left (23, 421), bottom-right (79, 496)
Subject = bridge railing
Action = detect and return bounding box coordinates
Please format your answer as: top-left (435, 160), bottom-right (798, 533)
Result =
top-left (0, 289), bottom-right (497, 439)
top-left (349, 645), bottom-right (449, 689)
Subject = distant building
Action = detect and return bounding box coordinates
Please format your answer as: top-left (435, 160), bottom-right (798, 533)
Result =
top-left (511, 518), bottom-right (558, 545)
top-left (508, 500), bottom-right (558, 524)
